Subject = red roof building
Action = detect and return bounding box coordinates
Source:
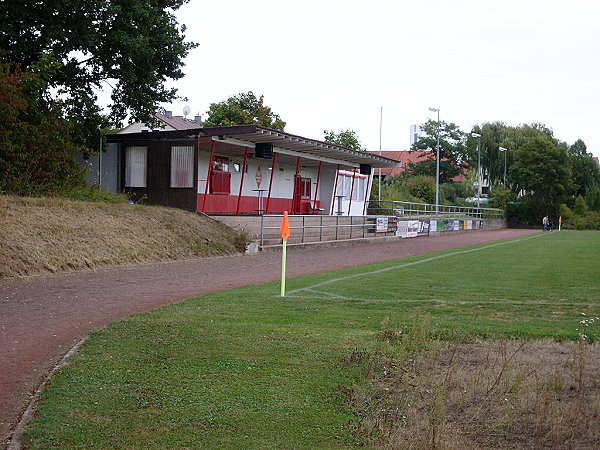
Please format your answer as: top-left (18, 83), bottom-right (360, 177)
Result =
top-left (367, 150), bottom-right (466, 182)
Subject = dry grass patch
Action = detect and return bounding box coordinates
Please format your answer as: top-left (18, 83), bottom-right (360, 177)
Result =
top-left (352, 337), bottom-right (600, 449)
top-left (0, 195), bottom-right (249, 277)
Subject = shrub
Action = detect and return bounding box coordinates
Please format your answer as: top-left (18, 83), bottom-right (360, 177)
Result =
top-left (559, 203), bottom-right (574, 222)
top-left (488, 185), bottom-right (516, 211)
top-left (574, 195), bottom-right (588, 216)
top-left (404, 176), bottom-right (435, 204)
top-left (563, 211), bottom-right (600, 230)
top-left (64, 185), bottom-right (128, 203)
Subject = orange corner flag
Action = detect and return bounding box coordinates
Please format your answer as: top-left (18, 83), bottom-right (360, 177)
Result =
top-left (279, 211), bottom-right (291, 241)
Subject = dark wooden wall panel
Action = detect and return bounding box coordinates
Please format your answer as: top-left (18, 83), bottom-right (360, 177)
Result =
top-left (119, 139), bottom-right (197, 212)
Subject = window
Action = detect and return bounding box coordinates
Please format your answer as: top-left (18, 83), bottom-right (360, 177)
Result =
top-left (125, 146), bottom-right (147, 187)
top-left (336, 173), bottom-right (367, 201)
top-left (171, 146), bottom-right (194, 188)
top-left (212, 156), bottom-right (229, 172)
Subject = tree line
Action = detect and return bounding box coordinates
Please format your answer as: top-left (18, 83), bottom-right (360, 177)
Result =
top-left (389, 119), bottom-right (600, 228)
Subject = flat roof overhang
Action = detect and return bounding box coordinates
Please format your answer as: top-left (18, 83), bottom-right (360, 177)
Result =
top-left (108, 125), bottom-right (400, 169)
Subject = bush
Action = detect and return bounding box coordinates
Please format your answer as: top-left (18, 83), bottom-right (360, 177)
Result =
top-left (488, 186), bottom-right (516, 211)
top-left (574, 195), bottom-right (588, 216)
top-left (562, 211), bottom-right (600, 230)
top-left (403, 176), bottom-right (435, 203)
top-left (64, 185), bottom-right (128, 203)
top-left (559, 203), bottom-right (574, 222)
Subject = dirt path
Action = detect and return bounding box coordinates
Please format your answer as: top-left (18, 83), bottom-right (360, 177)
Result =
top-left (0, 229), bottom-right (539, 445)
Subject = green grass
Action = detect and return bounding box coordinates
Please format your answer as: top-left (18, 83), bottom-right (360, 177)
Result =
top-left (24, 231), bottom-right (600, 448)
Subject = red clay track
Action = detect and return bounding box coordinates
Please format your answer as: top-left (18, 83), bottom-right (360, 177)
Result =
top-left (0, 229), bottom-right (539, 446)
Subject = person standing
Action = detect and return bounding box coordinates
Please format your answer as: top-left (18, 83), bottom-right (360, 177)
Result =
top-left (543, 215), bottom-right (549, 231)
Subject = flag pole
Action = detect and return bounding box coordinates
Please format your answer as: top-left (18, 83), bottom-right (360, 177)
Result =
top-left (281, 240), bottom-right (287, 297)
top-left (279, 211), bottom-right (290, 297)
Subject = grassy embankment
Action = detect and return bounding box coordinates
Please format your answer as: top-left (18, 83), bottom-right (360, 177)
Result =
top-left (24, 231), bottom-right (600, 448)
top-left (0, 195), bottom-right (248, 278)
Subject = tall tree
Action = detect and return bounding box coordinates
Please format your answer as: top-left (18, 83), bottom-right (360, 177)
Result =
top-left (410, 119), bottom-right (467, 183)
top-left (509, 137), bottom-right (571, 208)
top-left (0, 65), bottom-right (83, 195)
top-left (203, 92), bottom-right (286, 130)
top-left (568, 139), bottom-right (600, 198)
top-left (469, 122), bottom-right (560, 188)
top-left (323, 129), bottom-right (364, 151)
top-left (0, 0), bottom-right (196, 148)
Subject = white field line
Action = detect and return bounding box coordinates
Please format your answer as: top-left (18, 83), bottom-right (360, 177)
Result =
top-left (288, 233), bottom-right (548, 296)
top-left (304, 288), bottom-right (356, 300)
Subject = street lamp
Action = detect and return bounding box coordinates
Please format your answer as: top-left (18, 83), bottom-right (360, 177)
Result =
top-left (471, 132), bottom-right (482, 208)
top-left (499, 147), bottom-right (507, 186)
top-left (429, 107), bottom-right (440, 215)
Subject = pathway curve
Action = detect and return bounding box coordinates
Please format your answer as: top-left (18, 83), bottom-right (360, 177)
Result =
top-left (0, 229), bottom-right (538, 445)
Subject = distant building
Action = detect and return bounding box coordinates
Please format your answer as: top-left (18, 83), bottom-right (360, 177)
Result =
top-left (409, 125), bottom-right (421, 146)
top-left (367, 150), bottom-right (466, 182)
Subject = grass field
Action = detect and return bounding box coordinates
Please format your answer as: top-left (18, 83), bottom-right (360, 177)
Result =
top-left (23, 231), bottom-right (600, 448)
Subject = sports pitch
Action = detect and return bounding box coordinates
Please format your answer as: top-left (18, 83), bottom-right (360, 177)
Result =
top-left (23, 231), bottom-right (600, 448)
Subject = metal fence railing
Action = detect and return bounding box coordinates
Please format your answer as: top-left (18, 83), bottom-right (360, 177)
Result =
top-left (258, 201), bottom-right (505, 246)
top-left (259, 214), bottom-right (380, 246)
top-left (367, 200), bottom-right (504, 220)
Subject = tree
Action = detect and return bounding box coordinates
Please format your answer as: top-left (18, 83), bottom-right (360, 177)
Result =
top-left (0, 65), bottom-right (84, 195)
top-left (323, 129), bottom-right (364, 151)
top-left (568, 139), bottom-right (600, 198)
top-left (0, 0), bottom-right (196, 147)
top-left (469, 122), bottom-right (559, 188)
top-left (410, 119), bottom-right (467, 183)
top-left (509, 137), bottom-right (571, 212)
top-left (203, 92), bottom-right (286, 130)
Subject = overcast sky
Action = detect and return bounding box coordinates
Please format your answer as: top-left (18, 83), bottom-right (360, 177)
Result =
top-left (161, 0), bottom-right (600, 158)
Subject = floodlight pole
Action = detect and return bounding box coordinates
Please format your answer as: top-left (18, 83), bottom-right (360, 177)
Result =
top-left (378, 106), bottom-right (382, 201)
top-left (499, 147), bottom-right (507, 186)
top-left (472, 132), bottom-right (482, 208)
top-left (429, 107), bottom-right (441, 216)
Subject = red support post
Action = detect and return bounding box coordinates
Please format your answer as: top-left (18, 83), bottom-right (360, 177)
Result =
top-left (235, 147), bottom-right (249, 216)
top-left (348, 169), bottom-right (356, 215)
top-left (331, 164), bottom-right (340, 215)
top-left (201, 140), bottom-right (216, 213)
top-left (265, 152), bottom-right (277, 214)
top-left (312, 161), bottom-right (322, 214)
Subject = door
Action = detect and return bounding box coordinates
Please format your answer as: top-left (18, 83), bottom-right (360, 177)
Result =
top-left (293, 175), bottom-right (311, 214)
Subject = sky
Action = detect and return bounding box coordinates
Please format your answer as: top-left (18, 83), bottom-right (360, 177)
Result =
top-left (160, 0), bottom-right (600, 158)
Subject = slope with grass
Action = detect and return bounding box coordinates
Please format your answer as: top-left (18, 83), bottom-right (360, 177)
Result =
top-left (0, 195), bottom-right (248, 278)
top-left (22, 231), bottom-right (600, 448)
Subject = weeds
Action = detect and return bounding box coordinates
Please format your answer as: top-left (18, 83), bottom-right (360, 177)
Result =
top-left (351, 318), bottom-right (600, 449)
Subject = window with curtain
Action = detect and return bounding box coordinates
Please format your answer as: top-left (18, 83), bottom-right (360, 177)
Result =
top-left (171, 146), bottom-right (194, 188)
top-left (125, 146), bottom-right (147, 187)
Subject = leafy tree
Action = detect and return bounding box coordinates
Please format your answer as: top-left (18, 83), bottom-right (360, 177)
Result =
top-left (509, 137), bottom-right (571, 214)
top-left (0, 66), bottom-right (84, 195)
top-left (568, 139), bottom-right (600, 198)
top-left (410, 119), bottom-right (467, 183)
top-left (0, 0), bottom-right (196, 147)
top-left (469, 122), bottom-right (559, 188)
top-left (204, 92), bottom-right (286, 130)
top-left (323, 129), bottom-right (364, 151)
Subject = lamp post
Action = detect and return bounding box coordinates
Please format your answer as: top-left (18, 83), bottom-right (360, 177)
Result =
top-left (429, 107), bottom-right (440, 215)
top-left (499, 147), bottom-right (507, 186)
top-left (471, 132), bottom-right (482, 208)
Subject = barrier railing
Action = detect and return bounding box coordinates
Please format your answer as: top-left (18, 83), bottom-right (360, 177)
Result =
top-left (367, 200), bottom-right (504, 220)
top-left (259, 215), bottom-right (377, 246)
